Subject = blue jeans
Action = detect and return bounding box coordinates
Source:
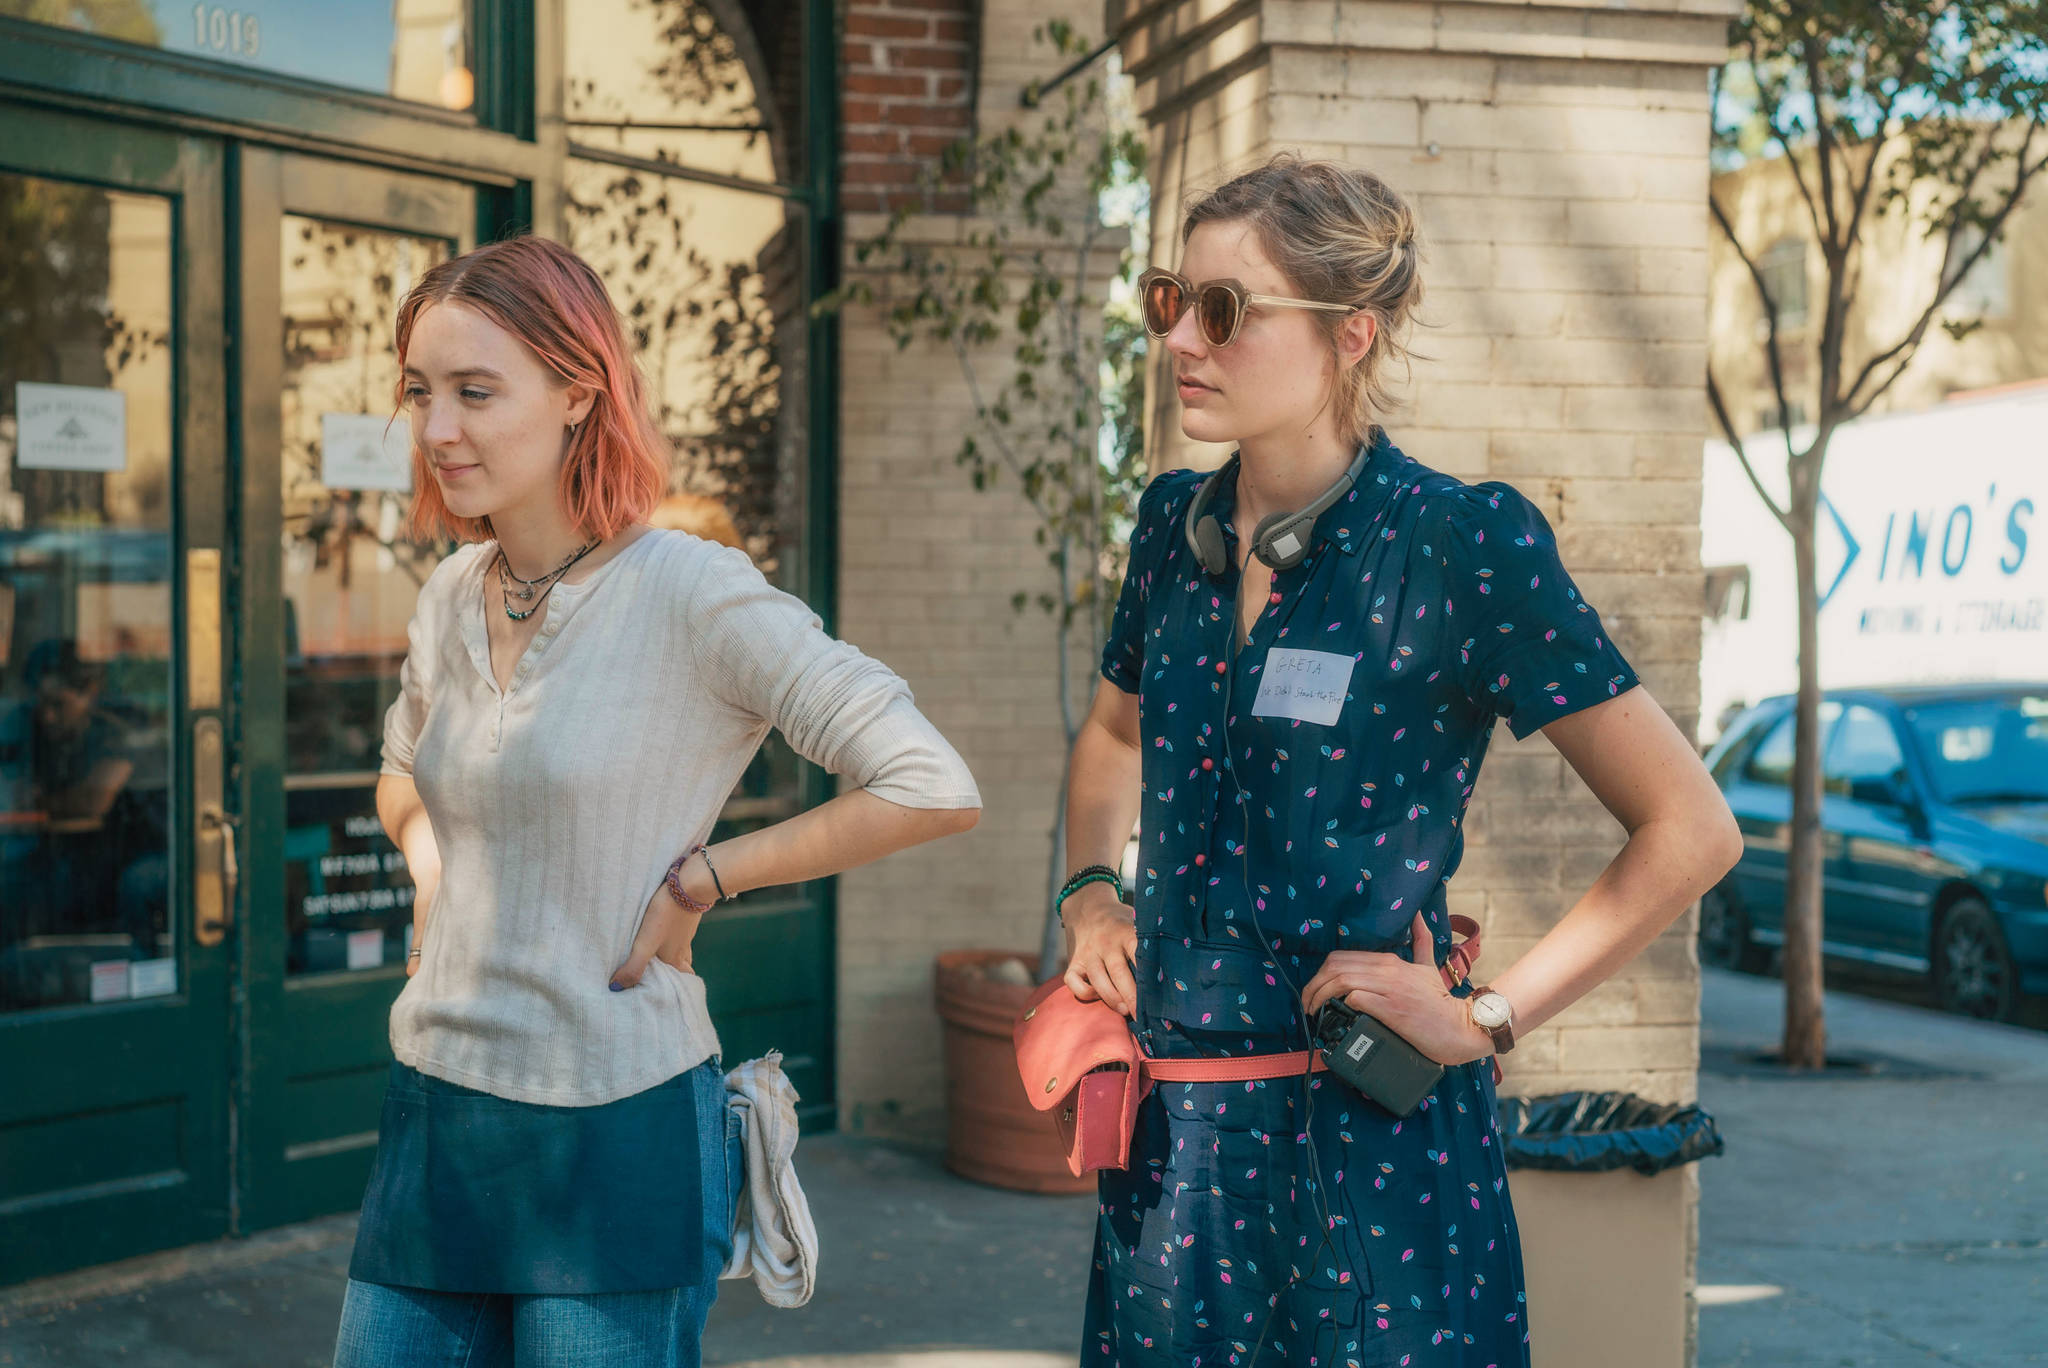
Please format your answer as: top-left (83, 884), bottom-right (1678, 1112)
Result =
top-left (334, 1070), bottom-right (745, 1367)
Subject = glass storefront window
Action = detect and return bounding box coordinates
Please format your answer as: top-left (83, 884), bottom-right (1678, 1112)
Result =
top-left (0, 173), bottom-right (177, 1013)
top-left (565, 0), bottom-right (817, 849)
top-left (563, 166), bottom-right (808, 580)
top-left (2, 1), bottom-right (477, 112)
top-left (279, 215), bottom-right (451, 977)
top-left (566, 0), bottom-right (800, 184)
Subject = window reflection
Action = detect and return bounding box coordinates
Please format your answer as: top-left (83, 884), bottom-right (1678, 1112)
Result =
top-left (564, 0), bottom-right (816, 851)
top-left (566, 0), bottom-right (791, 182)
top-left (0, 175), bottom-right (176, 1013)
top-left (279, 215), bottom-right (451, 977)
top-left (0, 1), bottom-right (477, 111)
top-left (563, 167), bottom-right (808, 581)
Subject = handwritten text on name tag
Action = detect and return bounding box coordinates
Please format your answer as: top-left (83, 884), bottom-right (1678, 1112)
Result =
top-left (1250, 647), bottom-right (1354, 726)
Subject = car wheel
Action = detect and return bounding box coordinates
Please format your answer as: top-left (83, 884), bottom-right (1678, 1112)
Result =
top-left (1700, 885), bottom-right (1765, 974)
top-left (1933, 898), bottom-right (2019, 1023)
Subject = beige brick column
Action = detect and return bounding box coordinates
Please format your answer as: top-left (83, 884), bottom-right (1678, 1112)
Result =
top-left (1110, 1), bottom-right (1737, 1364)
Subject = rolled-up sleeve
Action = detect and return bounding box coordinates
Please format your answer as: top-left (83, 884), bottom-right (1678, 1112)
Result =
top-left (688, 545), bottom-right (980, 810)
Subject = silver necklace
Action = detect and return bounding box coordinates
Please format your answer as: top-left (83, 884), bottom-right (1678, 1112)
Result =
top-left (497, 537), bottom-right (600, 621)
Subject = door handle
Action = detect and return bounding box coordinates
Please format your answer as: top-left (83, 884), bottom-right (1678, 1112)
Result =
top-left (193, 717), bottom-right (238, 947)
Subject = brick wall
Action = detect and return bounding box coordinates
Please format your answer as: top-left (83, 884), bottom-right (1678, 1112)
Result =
top-left (842, 0), bottom-right (977, 214)
top-left (832, 0), bottom-right (1112, 1137)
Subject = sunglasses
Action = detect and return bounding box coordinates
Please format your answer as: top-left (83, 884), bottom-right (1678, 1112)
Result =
top-left (1137, 267), bottom-right (1357, 347)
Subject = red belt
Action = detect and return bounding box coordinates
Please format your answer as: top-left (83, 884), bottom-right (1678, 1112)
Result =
top-left (1015, 915), bottom-right (1494, 1177)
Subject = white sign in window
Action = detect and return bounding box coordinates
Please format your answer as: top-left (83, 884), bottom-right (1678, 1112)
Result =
top-left (346, 928), bottom-right (386, 971)
top-left (129, 958), bottom-right (178, 999)
top-left (89, 960), bottom-right (132, 1003)
top-left (321, 413), bottom-right (414, 493)
top-left (16, 382), bottom-right (127, 472)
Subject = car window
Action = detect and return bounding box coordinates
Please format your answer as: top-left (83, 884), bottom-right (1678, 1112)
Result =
top-left (1741, 702), bottom-right (1840, 787)
top-left (1824, 705), bottom-right (1905, 796)
top-left (1903, 693), bottom-right (2048, 804)
top-left (1743, 714), bottom-right (1797, 785)
top-left (1709, 715), bottom-right (1760, 783)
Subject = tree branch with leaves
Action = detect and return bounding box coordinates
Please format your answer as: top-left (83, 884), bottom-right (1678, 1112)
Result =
top-left (819, 23), bottom-right (1149, 975)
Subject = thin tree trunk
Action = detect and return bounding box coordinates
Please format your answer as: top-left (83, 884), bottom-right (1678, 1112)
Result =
top-left (1782, 497), bottom-right (1828, 1070)
top-left (1041, 532), bottom-right (1080, 981)
top-left (1041, 766), bottom-right (1071, 979)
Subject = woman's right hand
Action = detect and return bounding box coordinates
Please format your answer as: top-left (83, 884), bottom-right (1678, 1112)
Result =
top-left (1061, 884), bottom-right (1139, 1018)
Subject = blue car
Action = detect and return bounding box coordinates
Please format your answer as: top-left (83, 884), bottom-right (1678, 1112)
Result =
top-left (1702, 684), bottom-right (2048, 1021)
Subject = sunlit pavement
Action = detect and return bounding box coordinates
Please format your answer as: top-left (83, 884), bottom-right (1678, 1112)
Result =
top-left (3, 969), bottom-right (2043, 1366)
top-left (1696, 966), bottom-right (2048, 1366)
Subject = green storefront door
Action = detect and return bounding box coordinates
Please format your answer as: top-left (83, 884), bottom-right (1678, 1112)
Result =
top-left (0, 103), bottom-right (234, 1283)
top-left (231, 150), bottom-right (478, 1231)
top-left (3, 114), bottom-right (838, 1290)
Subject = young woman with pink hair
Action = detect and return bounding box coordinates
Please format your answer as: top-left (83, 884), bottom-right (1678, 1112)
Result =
top-left (331, 235), bottom-right (981, 1366)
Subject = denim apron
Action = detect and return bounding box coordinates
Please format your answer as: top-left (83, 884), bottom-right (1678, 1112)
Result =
top-left (349, 1056), bottom-right (720, 1294)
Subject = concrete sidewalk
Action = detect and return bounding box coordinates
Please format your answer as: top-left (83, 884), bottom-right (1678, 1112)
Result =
top-left (2, 969), bottom-right (2043, 1366)
top-left (1694, 967), bottom-right (2048, 1367)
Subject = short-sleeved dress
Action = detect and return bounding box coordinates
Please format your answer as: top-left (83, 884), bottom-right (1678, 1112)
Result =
top-left (1085, 433), bottom-right (1639, 1366)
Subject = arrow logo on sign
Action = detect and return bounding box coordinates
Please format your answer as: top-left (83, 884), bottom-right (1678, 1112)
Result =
top-left (1818, 493), bottom-right (1861, 610)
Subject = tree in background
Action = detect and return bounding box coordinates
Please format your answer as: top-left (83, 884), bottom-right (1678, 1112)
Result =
top-left (1709, 0), bottom-right (2048, 1064)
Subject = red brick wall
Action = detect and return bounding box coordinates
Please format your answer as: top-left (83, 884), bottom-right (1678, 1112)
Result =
top-left (841, 0), bottom-right (977, 213)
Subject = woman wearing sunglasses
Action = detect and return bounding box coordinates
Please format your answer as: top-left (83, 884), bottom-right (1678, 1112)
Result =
top-left (1057, 155), bottom-right (1739, 1364)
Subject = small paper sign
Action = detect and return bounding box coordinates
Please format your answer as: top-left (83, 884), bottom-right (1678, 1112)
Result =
top-left (1250, 647), bottom-right (1355, 727)
top-left (89, 960), bottom-right (132, 1003)
top-left (128, 957), bottom-right (178, 999)
top-left (346, 928), bottom-right (386, 971)
top-left (17, 382), bottom-right (127, 472)
top-left (321, 413), bottom-right (414, 492)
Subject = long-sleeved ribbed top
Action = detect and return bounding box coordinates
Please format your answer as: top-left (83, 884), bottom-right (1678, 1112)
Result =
top-left (380, 529), bottom-right (980, 1106)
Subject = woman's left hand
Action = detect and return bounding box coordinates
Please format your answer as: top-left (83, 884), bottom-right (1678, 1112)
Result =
top-left (1300, 914), bottom-right (1494, 1067)
top-left (610, 859), bottom-right (716, 990)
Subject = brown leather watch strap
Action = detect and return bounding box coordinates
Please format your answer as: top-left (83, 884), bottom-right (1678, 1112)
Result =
top-left (1467, 987), bottom-right (1516, 1055)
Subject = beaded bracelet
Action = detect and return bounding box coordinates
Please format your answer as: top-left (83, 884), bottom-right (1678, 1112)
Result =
top-left (664, 845), bottom-right (716, 915)
top-left (1066, 863), bottom-right (1122, 888)
top-left (1055, 867), bottom-right (1125, 923)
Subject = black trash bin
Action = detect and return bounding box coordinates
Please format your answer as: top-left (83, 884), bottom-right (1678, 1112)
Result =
top-left (1496, 1091), bottom-right (1723, 1176)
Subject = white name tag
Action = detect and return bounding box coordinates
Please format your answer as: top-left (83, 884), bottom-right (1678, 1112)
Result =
top-left (1250, 647), bottom-right (1354, 726)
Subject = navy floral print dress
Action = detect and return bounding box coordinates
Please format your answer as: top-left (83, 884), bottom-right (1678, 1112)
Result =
top-left (1085, 432), bottom-right (1639, 1367)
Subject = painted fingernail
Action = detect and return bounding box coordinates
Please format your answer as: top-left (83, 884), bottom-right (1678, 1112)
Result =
top-left (609, 980), bottom-right (625, 992)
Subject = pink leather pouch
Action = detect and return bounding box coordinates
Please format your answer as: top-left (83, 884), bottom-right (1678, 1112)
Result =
top-left (1012, 977), bottom-right (1144, 1177)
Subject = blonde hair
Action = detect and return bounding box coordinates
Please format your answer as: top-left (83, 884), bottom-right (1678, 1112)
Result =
top-left (1181, 154), bottom-right (1425, 444)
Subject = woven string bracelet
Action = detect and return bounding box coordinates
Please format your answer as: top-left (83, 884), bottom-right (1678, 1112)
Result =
top-left (664, 845), bottom-right (715, 915)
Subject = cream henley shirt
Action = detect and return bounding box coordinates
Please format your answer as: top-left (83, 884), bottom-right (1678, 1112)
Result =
top-left (380, 530), bottom-right (980, 1106)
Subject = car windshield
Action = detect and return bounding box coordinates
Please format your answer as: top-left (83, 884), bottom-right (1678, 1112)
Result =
top-left (1901, 693), bottom-right (2048, 805)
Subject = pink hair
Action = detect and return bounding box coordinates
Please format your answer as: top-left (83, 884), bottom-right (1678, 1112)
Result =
top-left (393, 236), bottom-right (667, 543)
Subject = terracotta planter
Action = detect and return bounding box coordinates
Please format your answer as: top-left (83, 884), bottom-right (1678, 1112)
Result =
top-left (933, 949), bottom-right (1092, 1194)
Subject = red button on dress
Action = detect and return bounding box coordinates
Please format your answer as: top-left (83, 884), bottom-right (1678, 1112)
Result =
top-left (1201, 758), bottom-right (1214, 771)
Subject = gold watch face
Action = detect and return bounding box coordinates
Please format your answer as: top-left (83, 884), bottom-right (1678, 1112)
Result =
top-left (1472, 993), bottom-right (1512, 1031)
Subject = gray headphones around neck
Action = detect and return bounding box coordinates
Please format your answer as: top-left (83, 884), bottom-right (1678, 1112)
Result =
top-left (1182, 442), bottom-right (1373, 576)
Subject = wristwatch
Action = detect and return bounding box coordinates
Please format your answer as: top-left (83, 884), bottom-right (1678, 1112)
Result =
top-left (1467, 987), bottom-right (1516, 1055)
